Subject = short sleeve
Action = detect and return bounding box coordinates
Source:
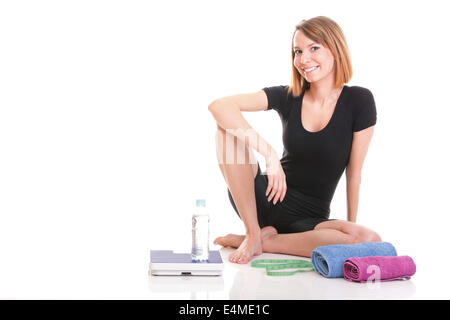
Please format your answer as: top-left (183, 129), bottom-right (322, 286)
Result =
top-left (262, 85), bottom-right (290, 118)
top-left (352, 87), bottom-right (377, 132)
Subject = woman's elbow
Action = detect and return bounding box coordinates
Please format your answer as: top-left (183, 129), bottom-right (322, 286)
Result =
top-left (345, 168), bottom-right (362, 181)
top-left (208, 99), bottom-right (221, 113)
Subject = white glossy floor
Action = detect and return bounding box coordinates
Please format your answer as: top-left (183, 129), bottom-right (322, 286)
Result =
top-left (0, 243), bottom-right (448, 300)
top-left (146, 248), bottom-right (430, 300)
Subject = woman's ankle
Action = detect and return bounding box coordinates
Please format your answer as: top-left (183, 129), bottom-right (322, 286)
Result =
top-left (245, 228), bottom-right (261, 239)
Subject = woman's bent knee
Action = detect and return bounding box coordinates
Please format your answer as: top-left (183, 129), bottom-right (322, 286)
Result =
top-left (346, 233), bottom-right (359, 245)
top-left (355, 230), bottom-right (382, 243)
top-left (215, 126), bottom-right (259, 178)
top-left (369, 231), bottom-right (382, 242)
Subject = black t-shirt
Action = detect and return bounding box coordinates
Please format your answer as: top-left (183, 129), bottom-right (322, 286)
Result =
top-left (262, 85), bottom-right (377, 203)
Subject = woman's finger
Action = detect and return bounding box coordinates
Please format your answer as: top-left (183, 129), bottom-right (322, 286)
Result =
top-left (266, 174), bottom-right (273, 196)
top-left (280, 179), bottom-right (287, 202)
top-left (267, 177), bottom-right (278, 202)
top-left (268, 178), bottom-right (279, 202)
top-left (271, 176), bottom-right (280, 204)
top-left (273, 176), bottom-right (283, 204)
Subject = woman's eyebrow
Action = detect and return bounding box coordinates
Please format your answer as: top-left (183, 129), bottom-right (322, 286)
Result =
top-left (294, 43), bottom-right (318, 49)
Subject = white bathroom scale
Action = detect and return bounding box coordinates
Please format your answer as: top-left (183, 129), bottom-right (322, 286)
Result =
top-left (149, 250), bottom-right (224, 276)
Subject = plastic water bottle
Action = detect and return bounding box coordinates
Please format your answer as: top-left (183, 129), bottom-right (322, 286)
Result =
top-left (191, 199), bottom-right (210, 262)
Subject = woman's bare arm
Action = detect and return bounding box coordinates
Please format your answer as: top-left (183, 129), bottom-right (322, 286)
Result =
top-left (346, 126), bottom-right (375, 222)
top-left (208, 90), bottom-right (274, 158)
top-left (208, 90), bottom-right (287, 203)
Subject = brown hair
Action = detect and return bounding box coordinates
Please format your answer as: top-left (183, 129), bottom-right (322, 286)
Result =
top-left (288, 16), bottom-right (353, 97)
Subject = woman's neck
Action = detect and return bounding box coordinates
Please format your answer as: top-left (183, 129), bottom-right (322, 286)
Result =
top-left (307, 77), bottom-right (342, 105)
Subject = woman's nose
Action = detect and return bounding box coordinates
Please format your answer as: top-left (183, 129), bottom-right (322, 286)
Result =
top-left (300, 52), bottom-right (310, 65)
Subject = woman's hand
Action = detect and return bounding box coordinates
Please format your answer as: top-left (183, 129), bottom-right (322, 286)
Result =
top-left (265, 151), bottom-right (287, 205)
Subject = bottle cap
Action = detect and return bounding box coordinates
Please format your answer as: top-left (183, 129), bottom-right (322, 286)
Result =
top-left (196, 199), bottom-right (206, 207)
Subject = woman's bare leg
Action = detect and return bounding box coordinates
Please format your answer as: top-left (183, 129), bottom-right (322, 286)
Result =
top-left (261, 228), bottom-right (356, 257)
top-left (313, 220), bottom-right (382, 243)
top-left (215, 125), bottom-right (262, 263)
top-left (263, 221), bottom-right (381, 257)
top-left (216, 220), bottom-right (382, 258)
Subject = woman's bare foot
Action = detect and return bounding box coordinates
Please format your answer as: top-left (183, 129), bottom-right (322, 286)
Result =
top-left (227, 234), bottom-right (262, 264)
top-left (214, 234), bottom-right (245, 248)
top-left (213, 226), bottom-right (278, 264)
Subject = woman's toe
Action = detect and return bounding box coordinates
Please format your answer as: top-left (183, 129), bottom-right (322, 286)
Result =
top-left (238, 257), bottom-right (248, 264)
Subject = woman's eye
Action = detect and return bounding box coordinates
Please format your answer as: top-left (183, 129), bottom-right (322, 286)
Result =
top-left (294, 47), bottom-right (319, 55)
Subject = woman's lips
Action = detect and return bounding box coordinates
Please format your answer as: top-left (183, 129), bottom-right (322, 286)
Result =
top-left (304, 66), bottom-right (319, 74)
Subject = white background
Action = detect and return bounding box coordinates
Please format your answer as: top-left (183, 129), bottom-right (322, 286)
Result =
top-left (1, 0), bottom-right (449, 299)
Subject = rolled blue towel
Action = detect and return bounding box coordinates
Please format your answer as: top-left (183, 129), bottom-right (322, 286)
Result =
top-left (311, 242), bottom-right (397, 278)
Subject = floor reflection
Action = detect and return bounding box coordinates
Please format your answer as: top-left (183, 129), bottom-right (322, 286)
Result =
top-left (147, 248), bottom-right (417, 300)
top-left (147, 272), bottom-right (224, 299)
top-left (227, 251), bottom-right (416, 300)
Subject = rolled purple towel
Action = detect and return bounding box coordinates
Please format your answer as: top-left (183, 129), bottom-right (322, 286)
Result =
top-left (343, 256), bottom-right (416, 282)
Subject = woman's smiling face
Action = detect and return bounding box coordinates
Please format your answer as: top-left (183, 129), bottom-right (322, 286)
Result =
top-left (293, 30), bottom-right (336, 84)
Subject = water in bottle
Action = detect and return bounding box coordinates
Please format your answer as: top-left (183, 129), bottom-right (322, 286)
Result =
top-left (191, 199), bottom-right (210, 262)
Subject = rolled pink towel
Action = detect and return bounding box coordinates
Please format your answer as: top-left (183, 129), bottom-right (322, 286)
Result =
top-left (343, 256), bottom-right (416, 283)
